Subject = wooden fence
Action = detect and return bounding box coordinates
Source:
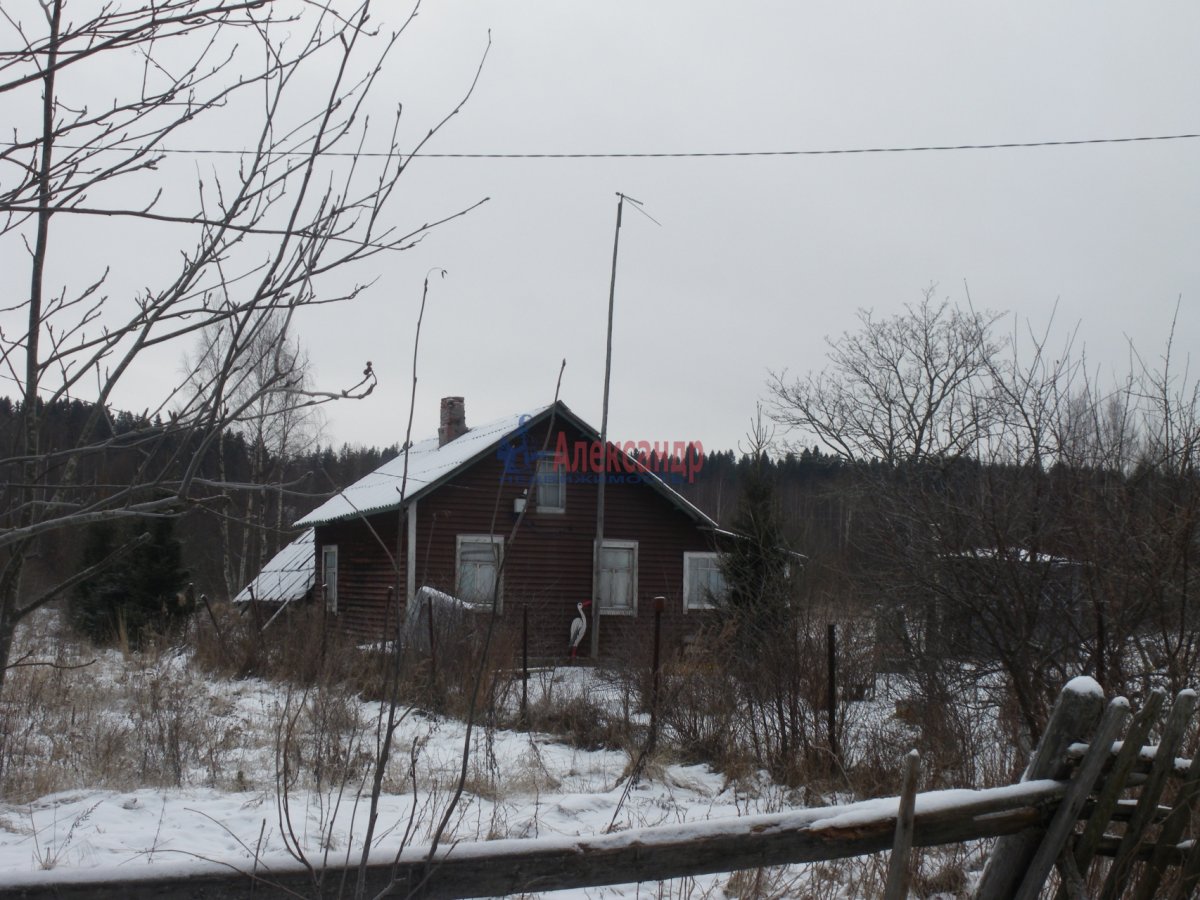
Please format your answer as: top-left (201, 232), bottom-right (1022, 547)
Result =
top-left (7, 678), bottom-right (1200, 899)
top-left (975, 678), bottom-right (1200, 899)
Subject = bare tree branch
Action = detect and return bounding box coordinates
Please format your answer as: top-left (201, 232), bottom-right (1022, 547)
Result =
top-left (0, 0), bottom-right (486, 689)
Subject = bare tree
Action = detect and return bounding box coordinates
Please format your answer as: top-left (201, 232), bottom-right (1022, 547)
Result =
top-left (767, 293), bottom-right (1200, 755)
top-left (0, 0), bottom-right (487, 689)
top-left (1059, 329), bottom-right (1200, 697)
top-left (768, 290), bottom-right (1003, 465)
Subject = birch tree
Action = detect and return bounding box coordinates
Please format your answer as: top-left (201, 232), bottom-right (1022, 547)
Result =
top-left (187, 313), bottom-right (323, 599)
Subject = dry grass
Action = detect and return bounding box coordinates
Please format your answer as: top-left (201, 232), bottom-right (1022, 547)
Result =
top-left (0, 636), bottom-right (245, 800)
top-left (0, 609), bottom-right (375, 804)
top-left (190, 598), bottom-right (369, 687)
top-left (520, 690), bottom-right (634, 752)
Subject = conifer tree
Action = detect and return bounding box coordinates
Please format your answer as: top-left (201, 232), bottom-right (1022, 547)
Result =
top-left (71, 519), bottom-right (189, 647)
top-left (720, 416), bottom-right (794, 651)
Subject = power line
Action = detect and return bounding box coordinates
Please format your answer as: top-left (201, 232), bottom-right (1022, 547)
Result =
top-left (65, 131), bottom-right (1200, 160)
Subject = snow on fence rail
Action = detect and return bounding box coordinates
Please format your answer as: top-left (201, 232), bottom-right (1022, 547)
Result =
top-left (0, 781), bottom-right (1067, 899)
top-left (7, 678), bottom-right (1200, 899)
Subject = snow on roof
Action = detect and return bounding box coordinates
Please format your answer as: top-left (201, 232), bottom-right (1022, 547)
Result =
top-left (712, 527), bottom-right (806, 560)
top-left (297, 407), bottom-right (551, 526)
top-left (944, 547), bottom-right (1078, 567)
top-left (296, 402), bottom-right (718, 530)
top-left (233, 528), bottom-right (315, 604)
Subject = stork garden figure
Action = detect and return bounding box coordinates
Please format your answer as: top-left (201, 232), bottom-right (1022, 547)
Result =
top-left (569, 600), bottom-right (591, 660)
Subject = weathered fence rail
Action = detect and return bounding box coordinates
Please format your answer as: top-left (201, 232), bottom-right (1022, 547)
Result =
top-left (0, 780), bottom-right (1065, 899)
top-left (6, 677), bottom-right (1200, 899)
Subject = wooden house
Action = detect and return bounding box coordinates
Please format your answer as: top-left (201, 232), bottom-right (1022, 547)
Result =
top-left (262, 398), bottom-right (728, 660)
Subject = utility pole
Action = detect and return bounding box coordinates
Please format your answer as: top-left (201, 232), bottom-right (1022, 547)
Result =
top-left (591, 193), bottom-right (630, 658)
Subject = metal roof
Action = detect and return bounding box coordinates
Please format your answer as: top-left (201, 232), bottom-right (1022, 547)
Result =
top-left (233, 528), bottom-right (315, 604)
top-left (296, 401), bottom-right (717, 530)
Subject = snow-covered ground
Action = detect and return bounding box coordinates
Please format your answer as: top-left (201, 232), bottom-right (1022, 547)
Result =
top-left (1, 729), bottom-right (745, 892)
top-left (0, 616), bottom-right (978, 896)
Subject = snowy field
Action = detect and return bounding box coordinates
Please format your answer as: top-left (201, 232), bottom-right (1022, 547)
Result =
top-left (0, 616), bottom-right (978, 897)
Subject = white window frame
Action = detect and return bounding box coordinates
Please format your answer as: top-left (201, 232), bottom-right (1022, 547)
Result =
top-left (456, 534), bottom-right (504, 611)
top-left (597, 539), bottom-right (638, 616)
top-left (322, 544), bottom-right (339, 614)
top-left (534, 452), bottom-right (566, 513)
top-left (683, 551), bottom-right (728, 612)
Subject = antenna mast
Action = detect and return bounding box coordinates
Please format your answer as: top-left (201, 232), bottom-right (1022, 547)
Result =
top-left (591, 192), bottom-right (632, 657)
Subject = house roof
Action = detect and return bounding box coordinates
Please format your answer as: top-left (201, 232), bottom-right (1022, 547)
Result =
top-left (296, 401), bottom-right (718, 530)
top-left (233, 528), bottom-right (315, 604)
top-left (944, 547), bottom-right (1079, 567)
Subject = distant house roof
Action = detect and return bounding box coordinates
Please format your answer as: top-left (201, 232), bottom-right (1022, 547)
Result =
top-left (233, 528), bottom-right (315, 604)
top-left (296, 401), bottom-right (717, 530)
top-left (944, 547), bottom-right (1079, 567)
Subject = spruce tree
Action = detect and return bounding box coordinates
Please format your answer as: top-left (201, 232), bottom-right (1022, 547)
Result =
top-left (721, 445), bottom-right (794, 651)
top-left (71, 518), bottom-right (189, 646)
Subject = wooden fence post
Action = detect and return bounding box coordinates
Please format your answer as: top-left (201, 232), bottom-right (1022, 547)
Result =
top-left (1131, 743), bottom-right (1200, 900)
top-left (1175, 831), bottom-right (1200, 898)
top-left (426, 598), bottom-right (438, 697)
top-left (1098, 689), bottom-right (1197, 900)
top-left (883, 749), bottom-right (920, 900)
top-left (827, 622), bottom-right (838, 765)
top-left (1013, 696), bottom-right (1130, 900)
top-left (649, 595), bottom-right (665, 752)
top-left (521, 603), bottom-right (529, 724)
top-left (975, 677), bottom-right (1105, 900)
top-left (1066, 688), bottom-right (1165, 884)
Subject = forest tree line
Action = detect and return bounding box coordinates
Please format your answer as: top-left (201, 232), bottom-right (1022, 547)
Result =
top-left (3, 393), bottom-right (843, 603)
top-left (0, 395), bottom-right (399, 606)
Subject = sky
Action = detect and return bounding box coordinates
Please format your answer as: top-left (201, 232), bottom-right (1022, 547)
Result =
top-left (7, 1), bottom-right (1200, 457)
top-left (303, 0), bottom-right (1200, 455)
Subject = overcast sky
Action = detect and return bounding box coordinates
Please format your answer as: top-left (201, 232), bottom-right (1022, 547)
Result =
top-left (11, 1), bottom-right (1200, 457)
top-left (294, 0), bottom-right (1198, 455)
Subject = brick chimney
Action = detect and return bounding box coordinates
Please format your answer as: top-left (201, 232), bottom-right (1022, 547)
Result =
top-left (438, 396), bottom-right (467, 446)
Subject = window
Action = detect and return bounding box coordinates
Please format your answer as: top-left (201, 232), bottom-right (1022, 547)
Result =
top-left (322, 545), bottom-right (339, 613)
top-left (597, 540), bottom-right (637, 615)
top-left (535, 452), bottom-right (565, 512)
top-left (456, 535), bottom-right (503, 609)
top-left (684, 552), bottom-right (728, 611)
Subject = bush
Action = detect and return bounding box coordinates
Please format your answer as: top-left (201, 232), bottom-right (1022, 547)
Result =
top-left (522, 691), bottom-right (632, 752)
top-left (191, 598), bottom-right (368, 687)
top-left (658, 628), bottom-right (747, 772)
